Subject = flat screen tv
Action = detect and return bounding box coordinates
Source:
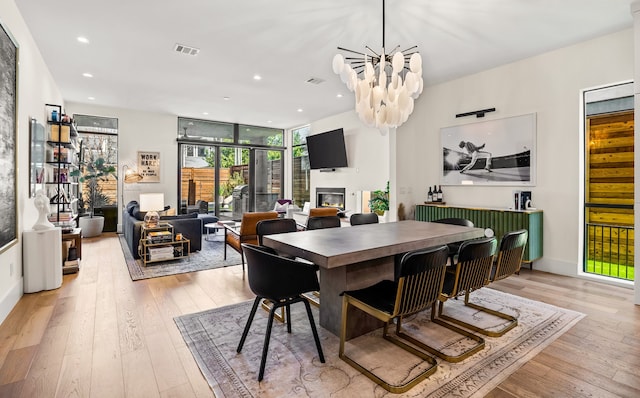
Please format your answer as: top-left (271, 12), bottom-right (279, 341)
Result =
top-left (307, 128), bottom-right (348, 170)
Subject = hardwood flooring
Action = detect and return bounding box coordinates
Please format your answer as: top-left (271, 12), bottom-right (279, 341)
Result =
top-left (0, 233), bottom-right (638, 397)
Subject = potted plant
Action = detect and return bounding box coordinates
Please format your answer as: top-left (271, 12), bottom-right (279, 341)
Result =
top-left (70, 154), bottom-right (117, 237)
top-left (369, 181), bottom-right (390, 218)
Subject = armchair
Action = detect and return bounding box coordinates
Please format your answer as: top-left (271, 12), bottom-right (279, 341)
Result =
top-left (224, 211), bottom-right (278, 271)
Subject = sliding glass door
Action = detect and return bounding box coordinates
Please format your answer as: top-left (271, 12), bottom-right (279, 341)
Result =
top-left (177, 117), bottom-right (284, 220)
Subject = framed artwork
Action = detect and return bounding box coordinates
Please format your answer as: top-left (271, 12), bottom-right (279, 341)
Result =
top-left (440, 113), bottom-right (536, 186)
top-left (138, 151), bottom-right (160, 182)
top-left (0, 20), bottom-right (18, 254)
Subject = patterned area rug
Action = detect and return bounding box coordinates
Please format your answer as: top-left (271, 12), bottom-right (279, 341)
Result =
top-left (118, 234), bottom-right (242, 281)
top-left (175, 288), bottom-right (584, 398)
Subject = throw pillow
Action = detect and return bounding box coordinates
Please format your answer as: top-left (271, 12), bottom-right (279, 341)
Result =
top-left (126, 201), bottom-right (138, 216)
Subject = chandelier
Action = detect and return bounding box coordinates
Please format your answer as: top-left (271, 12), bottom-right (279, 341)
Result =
top-left (332, 0), bottom-right (423, 133)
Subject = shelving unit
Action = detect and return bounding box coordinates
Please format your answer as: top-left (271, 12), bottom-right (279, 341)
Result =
top-left (138, 223), bottom-right (190, 265)
top-left (44, 104), bottom-right (79, 231)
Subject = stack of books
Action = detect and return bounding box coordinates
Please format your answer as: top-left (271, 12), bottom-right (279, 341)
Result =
top-left (148, 246), bottom-right (175, 261)
top-left (147, 230), bottom-right (172, 243)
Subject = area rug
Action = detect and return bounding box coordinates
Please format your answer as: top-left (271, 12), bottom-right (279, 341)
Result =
top-left (175, 288), bottom-right (584, 398)
top-left (118, 234), bottom-right (242, 281)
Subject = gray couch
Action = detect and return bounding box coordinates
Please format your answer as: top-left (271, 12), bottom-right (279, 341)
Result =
top-left (122, 201), bottom-right (205, 259)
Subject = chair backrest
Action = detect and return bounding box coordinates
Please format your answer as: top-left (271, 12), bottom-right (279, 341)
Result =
top-left (256, 218), bottom-right (298, 245)
top-left (393, 245), bottom-right (449, 317)
top-left (308, 207), bottom-right (338, 217)
top-left (242, 243), bottom-right (320, 301)
top-left (306, 215), bottom-right (341, 230)
top-left (239, 211), bottom-right (278, 236)
top-left (492, 229), bottom-right (528, 282)
top-left (433, 217), bottom-right (474, 228)
top-left (350, 212), bottom-right (379, 226)
top-left (444, 237), bottom-right (497, 297)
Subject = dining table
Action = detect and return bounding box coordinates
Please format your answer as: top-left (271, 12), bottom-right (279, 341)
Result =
top-left (262, 219), bottom-right (485, 338)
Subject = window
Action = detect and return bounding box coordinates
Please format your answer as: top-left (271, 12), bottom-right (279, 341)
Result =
top-left (292, 125), bottom-right (310, 207)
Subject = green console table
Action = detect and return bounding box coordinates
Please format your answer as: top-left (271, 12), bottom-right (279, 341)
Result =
top-left (415, 204), bottom-right (543, 264)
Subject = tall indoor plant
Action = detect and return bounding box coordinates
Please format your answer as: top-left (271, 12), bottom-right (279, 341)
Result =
top-left (70, 154), bottom-right (117, 237)
top-left (369, 181), bottom-right (390, 217)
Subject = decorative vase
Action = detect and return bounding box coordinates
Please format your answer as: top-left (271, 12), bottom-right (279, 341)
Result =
top-left (78, 216), bottom-right (105, 237)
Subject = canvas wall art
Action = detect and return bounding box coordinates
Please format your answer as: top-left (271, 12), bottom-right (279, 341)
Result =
top-left (440, 113), bottom-right (536, 186)
top-left (0, 20), bottom-right (18, 253)
top-left (138, 151), bottom-right (160, 182)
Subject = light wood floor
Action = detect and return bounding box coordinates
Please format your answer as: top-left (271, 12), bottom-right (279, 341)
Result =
top-left (0, 233), bottom-right (638, 397)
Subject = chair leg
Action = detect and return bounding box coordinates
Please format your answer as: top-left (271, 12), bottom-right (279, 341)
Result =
top-left (285, 304), bottom-right (292, 334)
top-left (391, 301), bottom-right (485, 363)
top-left (302, 298), bottom-right (325, 363)
top-left (258, 305), bottom-right (278, 381)
top-left (339, 296), bottom-right (437, 393)
top-left (261, 299), bottom-right (286, 323)
top-left (237, 297), bottom-right (261, 353)
top-left (439, 293), bottom-right (518, 337)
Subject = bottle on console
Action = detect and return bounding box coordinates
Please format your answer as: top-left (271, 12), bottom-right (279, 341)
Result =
top-left (437, 185), bottom-right (443, 202)
top-left (433, 185), bottom-right (439, 202)
top-left (427, 187), bottom-right (433, 202)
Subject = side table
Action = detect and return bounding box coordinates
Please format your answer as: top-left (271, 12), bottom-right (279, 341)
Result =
top-left (62, 228), bottom-right (82, 274)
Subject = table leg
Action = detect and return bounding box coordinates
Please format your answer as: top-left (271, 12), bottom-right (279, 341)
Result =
top-left (319, 256), bottom-right (394, 338)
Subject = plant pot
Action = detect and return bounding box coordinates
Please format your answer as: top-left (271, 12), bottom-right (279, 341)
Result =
top-left (377, 211), bottom-right (389, 223)
top-left (79, 215), bottom-right (105, 238)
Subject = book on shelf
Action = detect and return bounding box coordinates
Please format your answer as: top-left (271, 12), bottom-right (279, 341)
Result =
top-left (64, 259), bottom-right (79, 268)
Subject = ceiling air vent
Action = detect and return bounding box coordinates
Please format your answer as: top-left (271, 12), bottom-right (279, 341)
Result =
top-left (174, 43), bottom-right (200, 56)
top-left (306, 77), bottom-right (325, 85)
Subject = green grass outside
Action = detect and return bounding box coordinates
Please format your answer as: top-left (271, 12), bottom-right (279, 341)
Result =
top-left (585, 260), bottom-right (634, 281)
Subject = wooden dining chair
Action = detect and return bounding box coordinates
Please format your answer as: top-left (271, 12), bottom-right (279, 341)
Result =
top-left (339, 245), bottom-right (449, 393)
top-left (308, 207), bottom-right (338, 217)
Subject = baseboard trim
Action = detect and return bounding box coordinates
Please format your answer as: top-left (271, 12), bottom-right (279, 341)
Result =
top-left (0, 278), bottom-right (23, 325)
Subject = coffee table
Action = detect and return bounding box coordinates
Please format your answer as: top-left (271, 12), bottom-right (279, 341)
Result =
top-left (205, 221), bottom-right (241, 241)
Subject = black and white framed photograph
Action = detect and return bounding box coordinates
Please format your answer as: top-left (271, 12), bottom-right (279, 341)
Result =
top-left (138, 151), bottom-right (160, 182)
top-left (440, 113), bottom-right (536, 186)
top-left (0, 20), bottom-right (18, 253)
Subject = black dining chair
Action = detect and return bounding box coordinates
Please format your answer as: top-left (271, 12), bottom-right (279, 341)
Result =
top-left (339, 245), bottom-right (449, 393)
top-left (237, 243), bottom-right (325, 382)
top-left (349, 212), bottom-right (379, 226)
top-left (436, 236), bottom-right (502, 339)
top-left (255, 218), bottom-right (300, 322)
top-left (433, 217), bottom-right (475, 265)
top-left (306, 215), bottom-right (341, 230)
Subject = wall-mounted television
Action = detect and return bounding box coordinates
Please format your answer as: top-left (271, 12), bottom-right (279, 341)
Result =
top-left (307, 128), bottom-right (348, 170)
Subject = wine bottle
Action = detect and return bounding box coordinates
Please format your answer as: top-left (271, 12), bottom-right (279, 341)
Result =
top-left (437, 185), bottom-right (443, 202)
top-left (427, 187), bottom-right (433, 202)
top-left (433, 185), bottom-right (439, 202)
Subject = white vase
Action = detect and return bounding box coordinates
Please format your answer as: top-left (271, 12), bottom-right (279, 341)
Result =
top-left (377, 211), bottom-right (389, 223)
top-left (79, 216), bottom-right (105, 237)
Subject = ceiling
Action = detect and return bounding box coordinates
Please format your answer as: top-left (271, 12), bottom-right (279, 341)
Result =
top-left (16, 0), bottom-right (635, 130)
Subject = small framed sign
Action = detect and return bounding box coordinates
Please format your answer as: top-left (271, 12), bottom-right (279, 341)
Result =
top-left (138, 151), bottom-right (160, 182)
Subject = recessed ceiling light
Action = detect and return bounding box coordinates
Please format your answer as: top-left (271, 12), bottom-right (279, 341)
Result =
top-left (88, 96), bottom-right (95, 100)
top-left (203, 112), bottom-right (209, 115)
top-left (82, 72), bottom-right (93, 78)
top-left (253, 74), bottom-right (262, 81)
top-left (297, 108), bottom-right (303, 112)
top-left (223, 96), bottom-right (230, 100)
top-left (267, 120), bottom-right (272, 123)
top-left (337, 94), bottom-right (343, 98)
top-left (77, 36), bottom-right (89, 44)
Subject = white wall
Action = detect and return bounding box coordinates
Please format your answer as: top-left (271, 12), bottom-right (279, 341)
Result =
top-left (397, 28), bottom-right (634, 280)
top-left (65, 102), bottom-right (179, 231)
top-left (0, 0), bottom-right (64, 322)
top-left (309, 111), bottom-right (391, 214)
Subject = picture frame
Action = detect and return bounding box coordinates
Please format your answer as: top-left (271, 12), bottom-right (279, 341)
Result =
top-left (138, 151), bottom-right (160, 182)
top-left (0, 19), bottom-right (18, 254)
top-left (440, 113), bottom-right (536, 186)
